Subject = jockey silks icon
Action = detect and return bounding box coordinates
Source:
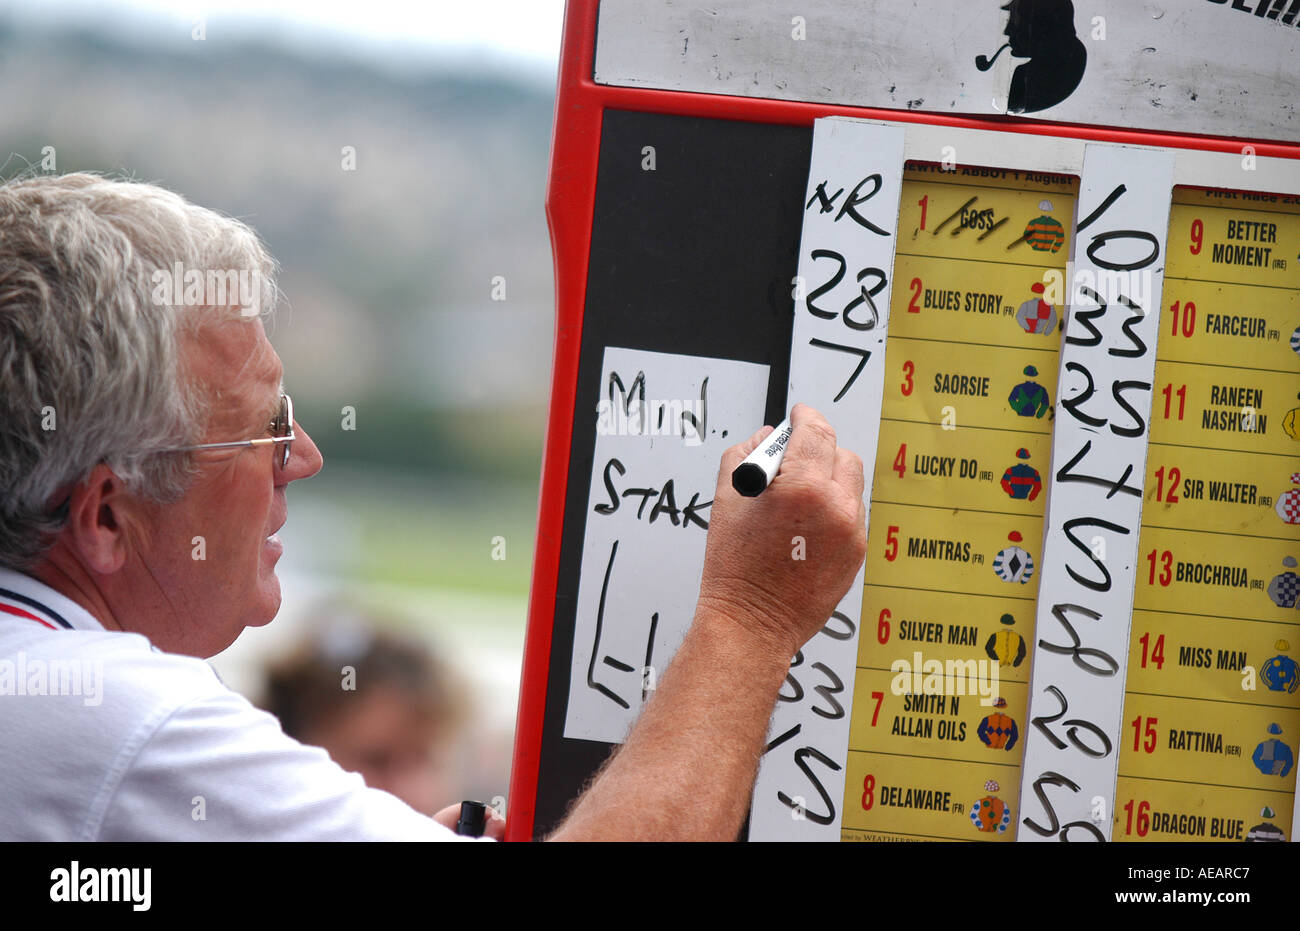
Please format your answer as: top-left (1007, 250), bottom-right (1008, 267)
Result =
top-left (969, 779), bottom-right (1012, 832)
top-left (978, 698), bottom-right (1019, 751)
top-left (1267, 556), bottom-right (1300, 609)
top-left (1008, 365), bottom-right (1052, 419)
top-left (1276, 473), bottom-right (1300, 525)
top-left (1000, 447), bottom-right (1042, 501)
top-left (993, 531), bottom-right (1034, 584)
top-left (1015, 283), bottom-right (1059, 336)
top-left (985, 613), bottom-right (1026, 668)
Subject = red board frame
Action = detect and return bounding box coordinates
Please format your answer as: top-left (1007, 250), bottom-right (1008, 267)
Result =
top-left (504, 0), bottom-right (1300, 841)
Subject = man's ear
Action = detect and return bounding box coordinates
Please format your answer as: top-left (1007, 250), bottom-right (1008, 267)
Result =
top-left (62, 464), bottom-right (140, 575)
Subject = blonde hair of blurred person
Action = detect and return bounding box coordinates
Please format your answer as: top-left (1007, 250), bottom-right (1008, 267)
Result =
top-left (261, 612), bottom-right (467, 815)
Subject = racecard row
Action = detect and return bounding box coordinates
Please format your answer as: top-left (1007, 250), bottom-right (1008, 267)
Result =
top-left (563, 117), bottom-right (1300, 842)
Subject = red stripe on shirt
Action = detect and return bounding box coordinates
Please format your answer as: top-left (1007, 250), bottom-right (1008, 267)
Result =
top-left (0, 601), bottom-right (59, 630)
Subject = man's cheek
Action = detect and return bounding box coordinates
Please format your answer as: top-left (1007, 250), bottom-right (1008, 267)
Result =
top-left (188, 530), bottom-right (249, 570)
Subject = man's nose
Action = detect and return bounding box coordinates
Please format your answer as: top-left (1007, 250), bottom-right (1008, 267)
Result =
top-left (286, 420), bottom-right (324, 482)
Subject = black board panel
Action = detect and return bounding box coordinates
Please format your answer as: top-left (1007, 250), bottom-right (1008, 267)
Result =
top-left (531, 108), bottom-right (812, 836)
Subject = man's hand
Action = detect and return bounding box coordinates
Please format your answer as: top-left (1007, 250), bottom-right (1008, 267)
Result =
top-left (546, 403), bottom-right (866, 840)
top-left (696, 402), bottom-right (867, 660)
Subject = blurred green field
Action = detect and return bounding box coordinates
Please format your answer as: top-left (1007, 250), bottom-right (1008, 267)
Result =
top-left (282, 462), bottom-right (541, 603)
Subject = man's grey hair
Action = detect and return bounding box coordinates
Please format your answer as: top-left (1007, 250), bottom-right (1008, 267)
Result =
top-left (0, 172), bottom-right (280, 569)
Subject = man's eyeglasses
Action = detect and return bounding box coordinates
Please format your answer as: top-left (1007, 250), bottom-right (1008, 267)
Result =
top-left (157, 392), bottom-right (296, 471)
top-left (46, 393), bottom-right (295, 521)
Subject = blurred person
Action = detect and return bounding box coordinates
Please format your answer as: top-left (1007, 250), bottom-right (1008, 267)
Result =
top-left (0, 171), bottom-right (866, 841)
top-left (260, 612), bottom-right (467, 815)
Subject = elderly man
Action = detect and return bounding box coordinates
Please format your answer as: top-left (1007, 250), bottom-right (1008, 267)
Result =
top-left (0, 173), bottom-right (866, 841)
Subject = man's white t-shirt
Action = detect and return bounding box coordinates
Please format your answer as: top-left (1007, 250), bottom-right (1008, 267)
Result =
top-left (0, 569), bottom-right (477, 841)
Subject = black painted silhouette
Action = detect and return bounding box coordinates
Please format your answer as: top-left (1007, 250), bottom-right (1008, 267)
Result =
top-left (991, 0), bottom-right (1087, 113)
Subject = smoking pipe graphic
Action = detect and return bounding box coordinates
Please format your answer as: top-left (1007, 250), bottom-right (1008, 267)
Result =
top-left (975, 43), bottom-right (1010, 71)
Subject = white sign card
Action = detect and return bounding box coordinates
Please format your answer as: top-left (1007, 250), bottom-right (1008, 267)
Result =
top-left (564, 346), bottom-right (769, 742)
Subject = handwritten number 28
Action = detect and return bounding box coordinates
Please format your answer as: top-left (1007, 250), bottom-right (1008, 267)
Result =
top-left (806, 250), bottom-right (885, 330)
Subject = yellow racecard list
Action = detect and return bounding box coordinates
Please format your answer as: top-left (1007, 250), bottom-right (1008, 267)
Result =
top-left (842, 164), bottom-right (1077, 841)
top-left (841, 174), bottom-right (1300, 843)
top-left (1115, 186), bottom-right (1300, 842)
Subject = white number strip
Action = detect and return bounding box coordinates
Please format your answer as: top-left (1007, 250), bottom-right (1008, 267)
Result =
top-left (1015, 143), bottom-right (1175, 842)
top-left (748, 117), bottom-right (906, 840)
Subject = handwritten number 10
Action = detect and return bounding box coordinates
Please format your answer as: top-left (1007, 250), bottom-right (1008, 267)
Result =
top-left (1075, 183), bottom-right (1161, 271)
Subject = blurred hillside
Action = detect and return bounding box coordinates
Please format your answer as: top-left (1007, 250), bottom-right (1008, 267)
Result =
top-left (0, 17), bottom-right (557, 488)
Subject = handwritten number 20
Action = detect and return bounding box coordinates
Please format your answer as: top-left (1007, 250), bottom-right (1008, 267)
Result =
top-left (1032, 685), bottom-right (1112, 758)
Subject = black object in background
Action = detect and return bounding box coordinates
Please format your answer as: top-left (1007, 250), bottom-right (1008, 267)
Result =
top-left (456, 800), bottom-right (488, 837)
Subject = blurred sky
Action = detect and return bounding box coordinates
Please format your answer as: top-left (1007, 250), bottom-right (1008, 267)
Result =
top-left (0, 0), bottom-right (567, 80)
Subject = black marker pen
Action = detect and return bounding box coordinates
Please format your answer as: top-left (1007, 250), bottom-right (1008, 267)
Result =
top-left (731, 416), bottom-right (794, 497)
top-left (455, 800), bottom-right (488, 837)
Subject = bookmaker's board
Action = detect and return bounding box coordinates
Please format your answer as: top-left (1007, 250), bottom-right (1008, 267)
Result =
top-left (740, 120), bottom-right (1300, 842)
top-left (838, 163), bottom-right (1300, 844)
top-left (507, 0), bottom-right (1300, 842)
